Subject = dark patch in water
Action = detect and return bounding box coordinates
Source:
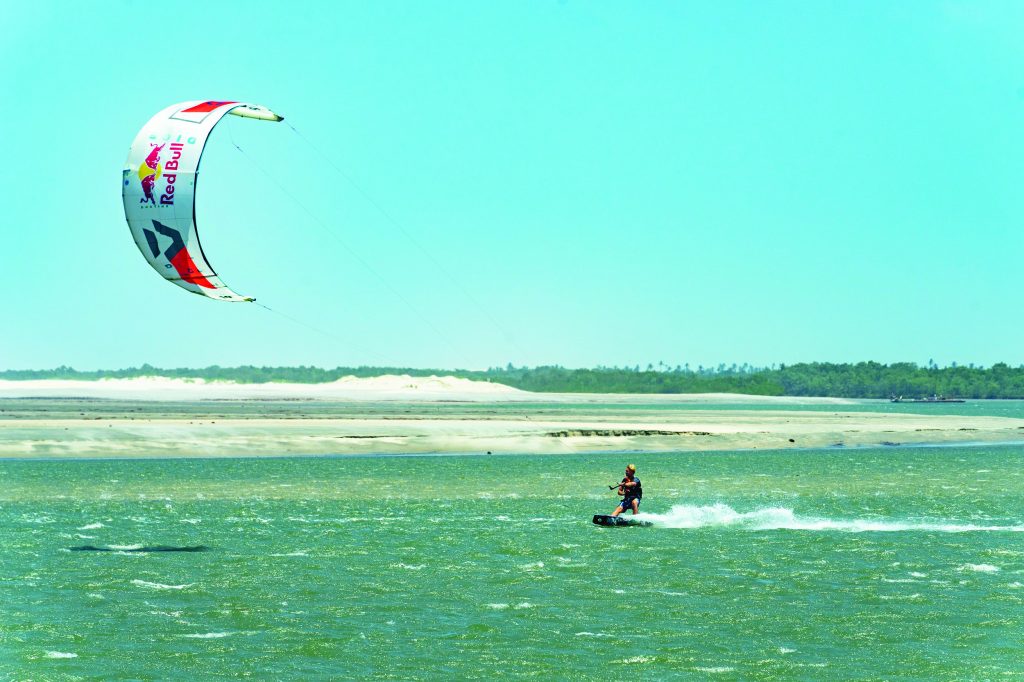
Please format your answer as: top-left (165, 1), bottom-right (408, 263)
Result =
top-left (69, 545), bottom-right (210, 553)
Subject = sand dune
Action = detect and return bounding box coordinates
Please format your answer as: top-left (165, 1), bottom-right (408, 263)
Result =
top-left (0, 375), bottom-right (524, 401)
top-left (0, 376), bottom-right (855, 404)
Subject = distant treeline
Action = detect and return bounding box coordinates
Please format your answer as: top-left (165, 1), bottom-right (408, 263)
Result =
top-left (5, 361), bottom-right (1024, 398)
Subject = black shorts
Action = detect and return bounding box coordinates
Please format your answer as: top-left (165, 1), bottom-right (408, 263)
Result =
top-left (617, 496), bottom-right (640, 511)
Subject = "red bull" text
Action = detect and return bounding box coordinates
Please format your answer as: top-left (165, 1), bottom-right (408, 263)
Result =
top-left (159, 143), bottom-right (184, 206)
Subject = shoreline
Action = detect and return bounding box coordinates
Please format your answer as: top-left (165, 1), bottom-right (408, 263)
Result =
top-left (6, 439), bottom-right (1024, 464)
top-left (3, 405), bottom-right (1023, 459)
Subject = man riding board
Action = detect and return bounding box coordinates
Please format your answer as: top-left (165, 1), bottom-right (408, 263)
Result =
top-left (611, 464), bottom-right (642, 516)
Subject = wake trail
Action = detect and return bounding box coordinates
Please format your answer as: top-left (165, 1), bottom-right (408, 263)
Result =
top-left (634, 504), bottom-right (1024, 532)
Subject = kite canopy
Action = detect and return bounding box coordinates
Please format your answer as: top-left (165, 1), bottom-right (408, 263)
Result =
top-left (121, 101), bottom-right (283, 302)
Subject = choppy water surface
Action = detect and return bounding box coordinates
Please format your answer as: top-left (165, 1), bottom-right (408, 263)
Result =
top-left (3, 446), bottom-right (1023, 679)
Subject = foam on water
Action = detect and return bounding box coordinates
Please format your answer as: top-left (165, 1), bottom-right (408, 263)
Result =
top-left (131, 579), bottom-right (194, 590)
top-left (635, 504), bottom-right (1024, 532)
top-left (393, 563), bottom-right (426, 570)
top-left (45, 651), bottom-right (78, 659)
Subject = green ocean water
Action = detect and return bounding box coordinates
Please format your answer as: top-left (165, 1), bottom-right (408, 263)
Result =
top-left (3, 445), bottom-right (1024, 680)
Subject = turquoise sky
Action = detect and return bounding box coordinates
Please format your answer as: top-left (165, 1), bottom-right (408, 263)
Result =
top-left (3, 1), bottom-right (1022, 371)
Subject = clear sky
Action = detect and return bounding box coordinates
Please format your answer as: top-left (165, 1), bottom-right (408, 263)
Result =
top-left (2, 1), bottom-right (1022, 371)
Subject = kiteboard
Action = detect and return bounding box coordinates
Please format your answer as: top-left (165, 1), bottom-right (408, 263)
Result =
top-left (592, 514), bottom-right (652, 527)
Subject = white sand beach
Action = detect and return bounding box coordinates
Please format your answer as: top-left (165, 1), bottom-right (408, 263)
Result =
top-left (1, 377), bottom-right (1022, 458)
top-left (0, 375), bottom-right (525, 402)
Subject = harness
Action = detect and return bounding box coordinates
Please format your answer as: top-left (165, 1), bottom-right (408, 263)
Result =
top-left (621, 476), bottom-right (642, 500)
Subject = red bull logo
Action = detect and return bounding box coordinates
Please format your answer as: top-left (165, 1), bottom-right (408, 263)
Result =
top-left (137, 142), bottom-right (184, 205)
top-left (138, 143), bottom-right (164, 204)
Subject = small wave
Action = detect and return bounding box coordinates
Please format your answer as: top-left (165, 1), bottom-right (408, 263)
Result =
top-left (486, 603), bottom-right (510, 610)
top-left (181, 632), bottom-right (231, 639)
top-left (695, 667), bottom-right (735, 674)
top-left (960, 564), bottom-right (1000, 573)
top-left (619, 656), bottom-right (654, 664)
top-left (45, 651), bottom-right (77, 659)
top-left (269, 552), bottom-right (308, 557)
top-left (393, 563), bottom-right (426, 571)
top-left (880, 593), bottom-right (923, 601)
top-left (131, 579), bottom-right (194, 590)
top-left (78, 522), bottom-right (104, 530)
top-left (636, 504), bottom-right (1024, 533)
top-left (224, 517), bottom-right (273, 524)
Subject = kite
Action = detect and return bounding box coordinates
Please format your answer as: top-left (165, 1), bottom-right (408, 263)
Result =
top-left (122, 101), bottom-right (283, 301)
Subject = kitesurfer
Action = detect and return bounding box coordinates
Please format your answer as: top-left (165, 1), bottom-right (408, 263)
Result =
top-left (611, 464), bottom-right (642, 516)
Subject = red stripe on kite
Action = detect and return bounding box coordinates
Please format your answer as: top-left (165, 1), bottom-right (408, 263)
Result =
top-left (169, 249), bottom-right (216, 289)
top-left (180, 101), bottom-right (237, 113)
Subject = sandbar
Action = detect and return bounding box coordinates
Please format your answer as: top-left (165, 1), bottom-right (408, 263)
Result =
top-left (1, 377), bottom-right (1021, 459)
